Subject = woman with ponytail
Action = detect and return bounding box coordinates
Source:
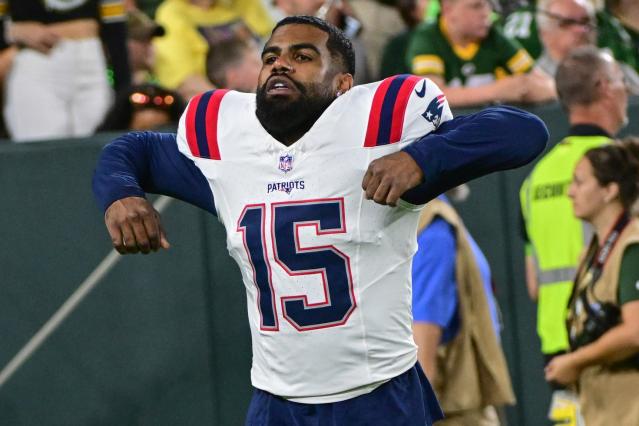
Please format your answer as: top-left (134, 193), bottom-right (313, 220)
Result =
top-left (545, 137), bottom-right (639, 426)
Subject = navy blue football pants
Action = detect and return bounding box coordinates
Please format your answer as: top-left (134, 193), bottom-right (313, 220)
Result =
top-left (245, 363), bottom-right (443, 425)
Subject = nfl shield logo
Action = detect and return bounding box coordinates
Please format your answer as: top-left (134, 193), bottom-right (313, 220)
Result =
top-left (278, 153), bottom-right (293, 173)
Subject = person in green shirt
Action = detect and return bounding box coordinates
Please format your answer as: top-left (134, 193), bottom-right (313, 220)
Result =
top-left (533, 0), bottom-right (639, 95)
top-left (606, 0), bottom-right (639, 71)
top-left (406, 0), bottom-right (556, 107)
top-left (504, 0), bottom-right (639, 74)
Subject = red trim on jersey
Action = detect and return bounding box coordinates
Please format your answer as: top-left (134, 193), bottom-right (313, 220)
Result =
top-left (204, 89), bottom-right (229, 161)
top-left (185, 93), bottom-right (203, 157)
top-left (390, 75), bottom-right (421, 143)
top-left (364, 77), bottom-right (394, 148)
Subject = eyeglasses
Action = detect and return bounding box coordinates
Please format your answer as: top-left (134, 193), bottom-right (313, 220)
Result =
top-left (129, 91), bottom-right (175, 109)
top-left (541, 10), bottom-right (595, 31)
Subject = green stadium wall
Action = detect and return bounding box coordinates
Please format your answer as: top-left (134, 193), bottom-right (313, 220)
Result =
top-left (0, 99), bottom-right (637, 426)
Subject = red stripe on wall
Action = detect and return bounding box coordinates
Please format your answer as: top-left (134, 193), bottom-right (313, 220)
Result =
top-left (204, 90), bottom-right (230, 161)
top-left (364, 77), bottom-right (395, 147)
top-left (185, 93), bottom-right (203, 157)
top-left (390, 76), bottom-right (421, 144)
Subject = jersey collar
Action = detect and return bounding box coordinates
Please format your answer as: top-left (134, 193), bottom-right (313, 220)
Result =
top-left (568, 124), bottom-right (611, 138)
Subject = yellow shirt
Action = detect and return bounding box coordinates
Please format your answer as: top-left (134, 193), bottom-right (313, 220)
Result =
top-left (153, 0), bottom-right (274, 89)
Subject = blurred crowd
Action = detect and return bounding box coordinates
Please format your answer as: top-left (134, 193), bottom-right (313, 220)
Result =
top-left (0, 0), bottom-right (635, 141)
top-left (2, 0), bottom-right (639, 425)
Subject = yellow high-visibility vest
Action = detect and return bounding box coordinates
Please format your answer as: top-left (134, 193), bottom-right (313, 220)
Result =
top-left (520, 135), bottom-right (609, 355)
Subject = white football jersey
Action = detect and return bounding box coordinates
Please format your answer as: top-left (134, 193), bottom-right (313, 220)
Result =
top-left (176, 75), bottom-right (452, 403)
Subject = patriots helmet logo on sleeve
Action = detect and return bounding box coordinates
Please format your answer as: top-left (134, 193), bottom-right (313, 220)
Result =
top-left (421, 94), bottom-right (446, 128)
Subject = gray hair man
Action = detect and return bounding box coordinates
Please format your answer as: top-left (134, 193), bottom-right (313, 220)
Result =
top-left (536, 0), bottom-right (639, 93)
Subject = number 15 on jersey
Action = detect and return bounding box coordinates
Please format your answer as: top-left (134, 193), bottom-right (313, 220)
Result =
top-left (237, 198), bottom-right (357, 332)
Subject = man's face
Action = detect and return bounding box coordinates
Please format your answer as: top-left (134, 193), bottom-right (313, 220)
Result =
top-left (255, 24), bottom-right (343, 141)
top-left (444, 0), bottom-right (492, 40)
top-left (228, 44), bottom-right (262, 93)
top-left (127, 39), bottom-right (155, 72)
top-left (542, 0), bottom-right (596, 60)
top-left (603, 59), bottom-right (629, 129)
top-left (258, 24), bottom-right (338, 103)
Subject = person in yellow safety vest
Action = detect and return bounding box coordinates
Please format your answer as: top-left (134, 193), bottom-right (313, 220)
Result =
top-left (519, 46), bottom-right (629, 426)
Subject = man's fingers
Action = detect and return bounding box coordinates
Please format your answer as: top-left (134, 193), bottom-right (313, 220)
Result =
top-left (361, 167), bottom-right (373, 191)
top-left (372, 179), bottom-right (391, 205)
top-left (130, 214), bottom-right (151, 254)
top-left (106, 221), bottom-right (127, 254)
top-left (120, 224), bottom-right (140, 254)
top-left (385, 185), bottom-right (404, 207)
top-left (159, 221), bottom-right (171, 250)
top-left (364, 173), bottom-right (381, 200)
top-left (143, 213), bottom-right (161, 252)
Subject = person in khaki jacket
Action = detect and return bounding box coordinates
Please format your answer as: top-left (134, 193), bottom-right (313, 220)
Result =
top-left (412, 187), bottom-right (515, 425)
top-left (545, 138), bottom-right (639, 426)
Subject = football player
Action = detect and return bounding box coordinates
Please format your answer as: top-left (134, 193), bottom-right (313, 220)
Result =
top-left (93, 15), bottom-right (548, 426)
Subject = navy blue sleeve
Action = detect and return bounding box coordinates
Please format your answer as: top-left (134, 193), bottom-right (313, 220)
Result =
top-left (92, 131), bottom-right (216, 215)
top-left (401, 106), bottom-right (548, 204)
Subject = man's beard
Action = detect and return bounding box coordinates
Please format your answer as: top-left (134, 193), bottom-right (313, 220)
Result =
top-left (255, 79), bottom-right (335, 144)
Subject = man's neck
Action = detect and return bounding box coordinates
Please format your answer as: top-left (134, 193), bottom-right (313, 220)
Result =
top-left (441, 17), bottom-right (477, 47)
top-left (569, 105), bottom-right (619, 137)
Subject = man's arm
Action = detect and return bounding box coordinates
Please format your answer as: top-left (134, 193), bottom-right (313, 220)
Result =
top-left (426, 70), bottom-right (556, 107)
top-left (525, 252), bottom-right (539, 301)
top-left (414, 323), bottom-right (443, 382)
top-left (92, 131), bottom-right (216, 253)
top-left (362, 106), bottom-right (548, 206)
top-left (425, 74), bottom-right (528, 107)
top-left (412, 217), bottom-right (458, 384)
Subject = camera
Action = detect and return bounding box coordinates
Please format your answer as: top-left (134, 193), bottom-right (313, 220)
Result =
top-left (570, 301), bottom-right (620, 350)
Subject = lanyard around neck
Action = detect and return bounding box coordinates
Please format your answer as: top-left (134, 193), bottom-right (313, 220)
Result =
top-left (587, 211), bottom-right (631, 285)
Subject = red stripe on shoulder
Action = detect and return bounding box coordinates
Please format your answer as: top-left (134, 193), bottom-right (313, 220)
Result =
top-left (364, 77), bottom-right (394, 148)
top-left (390, 75), bottom-right (422, 143)
top-left (204, 89), bottom-right (230, 161)
top-left (185, 93), bottom-right (203, 157)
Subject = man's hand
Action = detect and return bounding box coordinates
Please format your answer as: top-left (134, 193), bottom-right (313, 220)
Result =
top-left (361, 151), bottom-right (423, 206)
top-left (105, 196), bottom-right (170, 255)
top-left (489, 75), bottom-right (529, 103)
top-left (522, 68), bottom-right (557, 103)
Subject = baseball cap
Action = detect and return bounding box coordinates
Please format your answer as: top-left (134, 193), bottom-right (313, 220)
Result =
top-left (128, 9), bottom-right (165, 41)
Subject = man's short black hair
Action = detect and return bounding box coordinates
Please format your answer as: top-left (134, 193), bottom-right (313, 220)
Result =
top-left (272, 15), bottom-right (356, 76)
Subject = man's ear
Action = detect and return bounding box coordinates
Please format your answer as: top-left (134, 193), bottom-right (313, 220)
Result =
top-left (597, 75), bottom-right (613, 100)
top-left (336, 73), bottom-right (354, 94)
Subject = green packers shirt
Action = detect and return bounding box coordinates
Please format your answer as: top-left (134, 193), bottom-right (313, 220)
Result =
top-left (408, 17), bottom-right (533, 87)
